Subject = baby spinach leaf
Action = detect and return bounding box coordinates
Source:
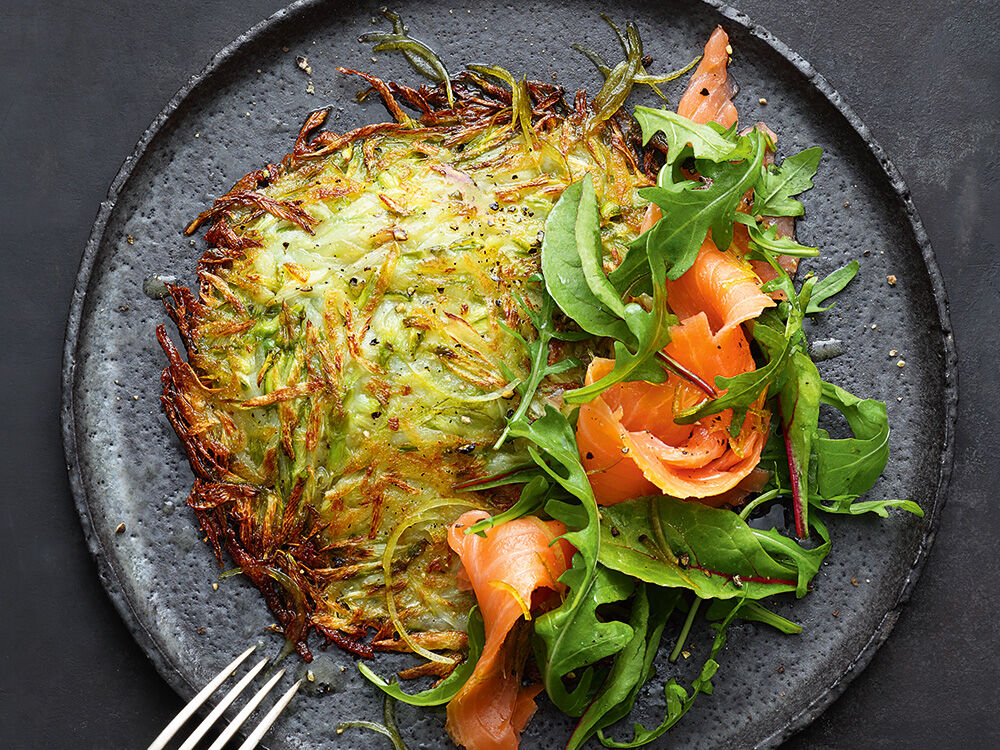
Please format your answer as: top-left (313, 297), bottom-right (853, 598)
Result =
top-left (762, 392), bottom-right (917, 520)
top-left (806, 260), bottom-right (860, 313)
top-left (542, 176), bottom-right (631, 340)
top-left (752, 146), bottom-right (822, 217)
top-left (640, 129), bottom-right (767, 280)
top-left (575, 175), bottom-right (630, 318)
top-left (813, 381), bottom-right (890, 500)
top-left (597, 496), bottom-right (824, 600)
top-left (750, 516), bottom-right (830, 597)
top-left (539, 173), bottom-right (677, 406)
top-left (779, 349), bottom-right (823, 538)
top-left (633, 106), bottom-right (743, 164)
top-left (358, 606), bottom-right (485, 706)
top-left (608, 234), bottom-right (653, 298)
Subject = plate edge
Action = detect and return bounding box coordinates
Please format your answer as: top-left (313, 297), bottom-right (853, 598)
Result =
top-left (58, 1), bottom-right (960, 746)
top-left (703, 2), bottom-right (958, 747)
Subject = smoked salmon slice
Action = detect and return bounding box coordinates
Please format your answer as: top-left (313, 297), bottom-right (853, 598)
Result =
top-left (665, 237), bottom-right (775, 333)
top-left (595, 27), bottom-right (773, 508)
top-left (577, 314), bottom-right (769, 505)
top-left (445, 512), bottom-right (575, 750)
top-left (677, 26), bottom-right (738, 128)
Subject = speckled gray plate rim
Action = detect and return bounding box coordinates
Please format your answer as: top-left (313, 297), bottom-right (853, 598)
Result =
top-left (61, 1), bottom-right (957, 747)
top-left (701, 3), bottom-right (958, 744)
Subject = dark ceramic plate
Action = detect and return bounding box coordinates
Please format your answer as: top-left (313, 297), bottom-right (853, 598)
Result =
top-left (61, 0), bottom-right (956, 747)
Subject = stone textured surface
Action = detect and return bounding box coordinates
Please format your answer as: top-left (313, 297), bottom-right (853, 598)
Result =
top-left (1, 0), bottom-right (995, 748)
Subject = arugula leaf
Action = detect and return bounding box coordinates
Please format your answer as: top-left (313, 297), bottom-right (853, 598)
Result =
top-left (746, 221), bottom-right (819, 257)
top-left (507, 408), bottom-right (596, 526)
top-left (358, 606), bottom-right (485, 706)
top-left (815, 496), bottom-right (924, 518)
top-left (598, 594), bottom-right (745, 748)
top-left (806, 260), bottom-right (860, 313)
top-left (542, 176), bottom-right (631, 340)
top-left (675, 267), bottom-right (815, 430)
top-left (567, 585), bottom-right (679, 750)
top-left (753, 146), bottom-right (822, 217)
top-left (673, 303), bottom-right (798, 426)
top-left (533, 559), bottom-right (636, 715)
top-left (493, 285), bottom-right (583, 448)
top-left (466, 475), bottom-right (548, 535)
top-left (639, 128), bottom-right (766, 280)
top-left (597, 496), bottom-right (826, 600)
top-left (564, 289), bottom-right (677, 404)
top-left (633, 106), bottom-right (743, 165)
top-left (704, 598), bottom-right (803, 634)
top-left (813, 381), bottom-right (891, 500)
top-left (779, 349), bottom-right (823, 538)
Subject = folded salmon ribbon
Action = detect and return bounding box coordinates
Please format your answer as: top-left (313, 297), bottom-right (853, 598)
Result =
top-left (445, 511), bottom-right (575, 750)
top-left (576, 233), bottom-right (774, 508)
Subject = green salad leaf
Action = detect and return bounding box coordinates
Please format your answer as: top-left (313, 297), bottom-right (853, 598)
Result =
top-left (753, 146), bottom-right (822, 217)
top-left (633, 106), bottom-right (744, 164)
top-left (673, 289), bottom-right (807, 428)
top-left (466, 475), bottom-right (549, 535)
top-left (745, 220), bottom-right (819, 257)
top-left (542, 175), bottom-right (679, 404)
top-left (542, 176), bottom-right (632, 340)
top-left (704, 598), bottom-right (803, 634)
top-left (506, 407), bottom-right (628, 714)
top-left (779, 349), bottom-right (823, 537)
top-left (607, 233), bottom-right (653, 298)
top-left (358, 607), bottom-right (485, 706)
top-left (597, 496), bottom-right (828, 600)
top-left (533, 559), bottom-right (637, 714)
top-left (813, 381), bottom-right (891, 500)
top-left (806, 260), bottom-right (860, 313)
top-left (567, 585), bottom-right (679, 750)
top-left (494, 283), bottom-right (585, 449)
top-left (598, 594), bottom-right (745, 748)
top-left (638, 128), bottom-right (767, 279)
top-left (563, 289), bottom-right (677, 404)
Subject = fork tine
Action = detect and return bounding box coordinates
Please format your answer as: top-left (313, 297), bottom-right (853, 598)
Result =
top-left (147, 645), bottom-right (257, 750)
top-left (176, 657), bottom-right (270, 750)
top-left (235, 679), bottom-right (303, 750)
top-left (205, 668), bottom-right (287, 750)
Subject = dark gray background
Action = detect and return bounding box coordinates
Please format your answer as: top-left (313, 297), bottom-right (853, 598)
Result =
top-left (1, 0), bottom-right (996, 748)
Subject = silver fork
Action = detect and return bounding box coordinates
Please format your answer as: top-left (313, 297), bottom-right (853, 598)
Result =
top-left (147, 646), bottom-right (302, 750)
